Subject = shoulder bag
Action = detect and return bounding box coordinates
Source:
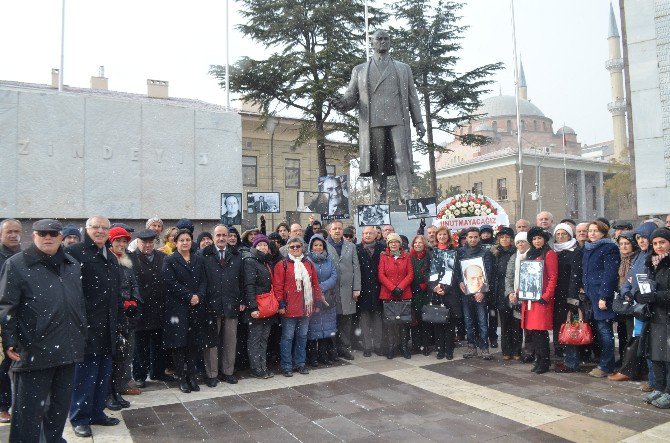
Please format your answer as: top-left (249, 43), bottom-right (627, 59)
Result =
top-left (383, 300), bottom-right (412, 324)
top-left (558, 309), bottom-right (593, 346)
top-left (421, 295), bottom-right (450, 324)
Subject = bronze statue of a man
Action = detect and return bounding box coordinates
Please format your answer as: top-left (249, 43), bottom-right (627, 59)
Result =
top-left (332, 30), bottom-right (425, 203)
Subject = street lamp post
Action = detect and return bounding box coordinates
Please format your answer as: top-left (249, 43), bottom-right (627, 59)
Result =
top-left (267, 117), bottom-right (279, 228)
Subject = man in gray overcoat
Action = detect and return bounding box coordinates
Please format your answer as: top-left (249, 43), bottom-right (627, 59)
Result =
top-left (332, 30), bottom-right (425, 203)
top-left (326, 221), bottom-right (361, 360)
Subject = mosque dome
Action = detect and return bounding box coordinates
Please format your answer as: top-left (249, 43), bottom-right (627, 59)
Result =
top-left (556, 126), bottom-right (576, 135)
top-left (477, 95), bottom-right (546, 118)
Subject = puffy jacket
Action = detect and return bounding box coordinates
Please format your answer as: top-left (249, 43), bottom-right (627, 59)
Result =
top-left (521, 249), bottom-right (558, 330)
top-left (242, 249), bottom-right (273, 313)
top-left (378, 250), bottom-right (414, 301)
top-left (273, 257), bottom-right (322, 318)
top-left (307, 236), bottom-right (338, 339)
top-left (0, 246), bottom-right (87, 371)
top-left (200, 244), bottom-right (244, 318)
top-left (582, 239), bottom-right (620, 321)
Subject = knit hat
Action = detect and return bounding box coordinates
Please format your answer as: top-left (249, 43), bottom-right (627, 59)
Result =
top-left (650, 228), bottom-right (670, 243)
top-left (553, 223), bottom-right (574, 239)
top-left (196, 231), bottom-right (213, 245)
top-left (145, 217), bottom-right (163, 229)
top-left (514, 231), bottom-right (528, 244)
top-left (617, 231), bottom-right (638, 250)
top-left (108, 227), bottom-right (131, 243)
top-left (480, 224), bottom-right (494, 234)
top-left (62, 224), bottom-right (81, 239)
top-left (268, 232), bottom-right (282, 242)
top-left (176, 218), bottom-right (194, 233)
top-left (252, 234), bottom-right (270, 248)
top-left (497, 226), bottom-right (515, 238)
top-left (386, 233), bottom-right (402, 246)
top-left (527, 226), bottom-right (550, 242)
top-left (634, 222), bottom-right (656, 241)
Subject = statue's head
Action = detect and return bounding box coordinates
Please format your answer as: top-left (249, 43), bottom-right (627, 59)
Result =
top-left (371, 30), bottom-right (391, 54)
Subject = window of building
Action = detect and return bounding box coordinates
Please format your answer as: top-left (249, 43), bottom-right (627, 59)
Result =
top-left (542, 121), bottom-right (547, 132)
top-left (521, 120), bottom-right (526, 131)
top-left (472, 182), bottom-right (483, 194)
top-left (497, 178), bottom-right (508, 200)
top-left (245, 140), bottom-right (253, 150)
top-left (242, 156), bottom-right (257, 187)
top-left (492, 121), bottom-right (498, 132)
top-left (285, 159), bottom-right (300, 188)
top-left (533, 120), bottom-right (538, 132)
top-left (592, 185), bottom-right (597, 211)
top-left (326, 164), bottom-right (336, 176)
top-left (507, 120), bottom-right (512, 133)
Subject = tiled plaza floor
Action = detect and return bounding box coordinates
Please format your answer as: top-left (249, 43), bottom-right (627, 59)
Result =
top-left (2, 346), bottom-right (669, 442)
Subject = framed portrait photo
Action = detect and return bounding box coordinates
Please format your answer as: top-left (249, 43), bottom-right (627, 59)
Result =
top-left (406, 197), bottom-right (437, 220)
top-left (460, 256), bottom-right (489, 295)
top-left (357, 204), bottom-right (391, 227)
top-left (317, 175), bottom-right (350, 219)
top-left (430, 249), bottom-right (456, 286)
top-left (246, 192), bottom-right (280, 214)
top-left (296, 191), bottom-right (330, 214)
top-left (518, 260), bottom-right (544, 301)
top-left (220, 193), bottom-right (242, 225)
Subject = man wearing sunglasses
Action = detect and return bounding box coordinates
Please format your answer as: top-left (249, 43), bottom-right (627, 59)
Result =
top-left (0, 219), bottom-right (87, 442)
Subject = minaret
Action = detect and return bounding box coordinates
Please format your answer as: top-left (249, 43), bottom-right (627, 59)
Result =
top-left (518, 59), bottom-right (527, 100)
top-left (606, 3), bottom-right (627, 160)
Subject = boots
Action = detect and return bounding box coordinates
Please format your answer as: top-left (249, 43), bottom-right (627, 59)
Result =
top-left (535, 358), bottom-right (550, 374)
top-left (115, 389), bottom-right (130, 408)
top-left (307, 340), bottom-right (319, 368)
top-left (326, 338), bottom-right (339, 363)
top-left (105, 394), bottom-right (122, 411)
top-left (400, 327), bottom-right (411, 359)
top-left (179, 377), bottom-right (191, 393)
top-left (317, 340), bottom-right (331, 365)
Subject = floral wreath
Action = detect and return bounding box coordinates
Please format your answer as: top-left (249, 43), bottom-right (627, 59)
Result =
top-left (437, 193), bottom-right (498, 219)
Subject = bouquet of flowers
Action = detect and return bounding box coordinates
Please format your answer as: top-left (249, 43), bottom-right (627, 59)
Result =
top-left (436, 194), bottom-right (498, 220)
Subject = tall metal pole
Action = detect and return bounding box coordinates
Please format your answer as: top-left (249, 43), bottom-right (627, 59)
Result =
top-left (59, 0), bottom-right (65, 92)
top-left (225, 0), bottom-right (230, 108)
top-left (365, 0), bottom-right (369, 60)
top-left (510, 0), bottom-right (523, 219)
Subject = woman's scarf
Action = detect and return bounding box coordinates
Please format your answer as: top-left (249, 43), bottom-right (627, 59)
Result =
top-left (411, 249), bottom-right (428, 290)
top-left (553, 238), bottom-right (577, 253)
top-left (288, 254), bottom-right (313, 315)
top-left (652, 252), bottom-right (670, 269)
top-left (526, 243), bottom-right (550, 261)
top-left (390, 248), bottom-right (401, 258)
top-left (309, 251), bottom-right (328, 263)
top-left (514, 249), bottom-right (529, 291)
top-left (618, 251), bottom-right (636, 287)
top-left (584, 237), bottom-right (614, 251)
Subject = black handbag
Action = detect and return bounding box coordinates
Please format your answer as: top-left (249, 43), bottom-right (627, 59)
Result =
top-left (383, 300), bottom-right (412, 323)
top-left (422, 303), bottom-right (450, 324)
top-left (632, 302), bottom-right (651, 321)
top-left (612, 292), bottom-right (635, 316)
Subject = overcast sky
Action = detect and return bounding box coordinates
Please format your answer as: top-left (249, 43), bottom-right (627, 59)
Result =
top-left (1, 0), bottom-right (619, 166)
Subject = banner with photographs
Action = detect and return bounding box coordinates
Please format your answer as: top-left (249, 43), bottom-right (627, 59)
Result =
top-left (296, 191), bottom-right (330, 214)
top-left (460, 256), bottom-right (489, 295)
top-left (406, 197), bottom-right (437, 220)
top-left (518, 260), bottom-right (544, 301)
top-left (247, 192), bottom-right (280, 214)
top-left (357, 204), bottom-right (391, 227)
top-left (221, 193), bottom-right (242, 225)
top-left (430, 249), bottom-right (456, 286)
top-left (317, 175), bottom-right (350, 220)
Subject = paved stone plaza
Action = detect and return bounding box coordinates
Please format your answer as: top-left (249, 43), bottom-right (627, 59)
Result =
top-left (2, 346), bottom-right (669, 442)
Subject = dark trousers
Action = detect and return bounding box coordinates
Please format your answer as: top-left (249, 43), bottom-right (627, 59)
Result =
top-left (112, 331), bottom-right (135, 391)
top-left (171, 346), bottom-right (199, 379)
top-left (652, 360), bottom-right (670, 394)
top-left (0, 358), bottom-right (12, 412)
top-left (499, 310), bottom-right (523, 357)
top-left (133, 329), bottom-right (167, 381)
top-left (488, 308), bottom-right (498, 344)
top-left (384, 320), bottom-right (409, 351)
top-left (433, 321), bottom-right (455, 355)
top-left (248, 320), bottom-right (272, 373)
top-left (461, 295), bottom-right (489, 350)
top-left (412, 320), bottom-right (433, 352)
top-left (11, 364), bottom-right (74, 443)
top-left (70, 353), bottom-right (113, 426)
top-left (336, 314), bottom-right (354, 352)
top-left (525, 330), bottom-right (549, 362)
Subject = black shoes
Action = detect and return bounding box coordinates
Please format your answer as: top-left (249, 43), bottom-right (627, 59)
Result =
top-left (338, 349), bottom-right (354, 361)
top-left (436, 352), bottom-right (445, 360)
top-left (283, 369), bottom-right (293, 377)
top-left (422, 348), bottom-right (431, 356)
top-left (402, 348), bottom-right (412, 359)
top-left (490, 340), bottom-right (499, 349)
top-left (91, 416), bottom-right (120, 426)
top-left (105, 396), bottom-right (122, 411)
top-left (387, 349), bottom-right (395, 360)
top-left (179, 379), bottom-right (191, 393)
top-left (250, 370), bottom-right (266, 379)
top-left (295, 366), bottom-right (309, 375)
top-left (188, 378), bottom-right (200, 392)
top-left (205, 377), bottom-right (218, 388)
top-left (221, 374), bottom-right (238, 384)
top-left (363, 350), bottom-right (372, 357)
top-left (134, 379), bottom-right (147, 388)
top-left (446, 353), bottom-right (454, 360)
top-left (73, 425), bottom-right (92, 437)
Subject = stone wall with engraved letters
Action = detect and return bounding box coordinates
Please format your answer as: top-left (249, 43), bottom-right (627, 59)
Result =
top-left (0, 84), bottom-right (242, 220)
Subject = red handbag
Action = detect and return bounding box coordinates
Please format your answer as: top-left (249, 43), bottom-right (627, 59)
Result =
top-left (255, 287), bottom-right (278, 319)
top-left (558, 309), bottom-right (594, 346)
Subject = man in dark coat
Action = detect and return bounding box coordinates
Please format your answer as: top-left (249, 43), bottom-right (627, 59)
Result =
top-left (66, 216), bottom-right (125, 438)
top-left (130, 229), bottom-right (169, 387)
top-left (454, 227), bottom-right (494, 360)
top-left (356, 226), bottom-right (385, 356)
top-left (0, 218), bottom-right (22, 424)
top-left (200, 225), bottom-right (244, 386)
top-left (0, 219), bottom-right (87, 442)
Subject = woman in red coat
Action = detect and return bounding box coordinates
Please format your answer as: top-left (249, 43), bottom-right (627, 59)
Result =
top-left (516, 227), bottom-right (558, 374)
top-left (378, 233), bottom-right (414, 359)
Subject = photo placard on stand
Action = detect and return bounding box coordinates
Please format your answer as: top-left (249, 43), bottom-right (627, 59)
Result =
top-left (460, 256), bottom-right (489, 295)
top-left (406, 197), bottom-right (437, 220)
top-left (430, 249), bottom-right (456, 286)
top-left (247, 192), bottom-right (280, 214)
top-left (357, 204), bottom-right (391, 227)
top-left (296, 191), bottom-right (329, 214)
top-left (221, 193), bottom-right (242, 225)
top-left (318, 175), bottom-right (350, 219)
top-left (518, 260), bottom-right (544, 301)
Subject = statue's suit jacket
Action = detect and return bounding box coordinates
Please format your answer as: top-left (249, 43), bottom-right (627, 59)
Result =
top-left (339, 57), bottom-right (423, 177)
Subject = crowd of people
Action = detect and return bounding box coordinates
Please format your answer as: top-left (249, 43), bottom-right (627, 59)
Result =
top-left (1, 211), bottom-right (670, 441)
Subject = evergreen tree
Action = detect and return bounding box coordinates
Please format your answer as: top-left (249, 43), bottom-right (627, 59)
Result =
top-left (390, 0), bottom-right (503, 195)
top-left (210, 0), bottom-right (386, 176)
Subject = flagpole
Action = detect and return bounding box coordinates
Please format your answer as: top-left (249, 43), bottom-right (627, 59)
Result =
top-left (225, 0), bottom-right (230, 108)
top-left (59, 0), bottom-right (65, 92)
top-left (510, 0), bottom-right (523, 219)
top-left (562, 123), bottom-right (569, 217)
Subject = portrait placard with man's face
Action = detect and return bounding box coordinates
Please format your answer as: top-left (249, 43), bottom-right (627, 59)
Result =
top-left (460, 256), bottom-right (489, 295)
top-left (318, 175), bottom-right (350, 220)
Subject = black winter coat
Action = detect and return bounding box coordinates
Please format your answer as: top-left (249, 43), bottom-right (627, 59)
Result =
top-left (130, 250), bottom-right (167, 331)
top-left (491, 246), bottom-right (516, 311)
top-left (555, 248), bottom-right (583, 320)
top-left (0, 244), bottom-right (19, 271)
top-left (65, 234), bottom-right (125, 356)
top-left (242, 249), bottom-right (274, 324)
top-left (161, 252), bottom-right (207, 349)
top-left (645, 255), bottom-right (670, 362)
top-left (201, 245), bottom-right (244, 317)
top-left (0, 246), bottom-right (88, 371)
top-left (356, 242), bottom-right (384, 312)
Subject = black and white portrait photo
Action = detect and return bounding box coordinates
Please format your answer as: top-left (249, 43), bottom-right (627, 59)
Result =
top-left (518, 260), bottom-right (544, 301)
top-left (318, 175), bottom-right (350, 219)
top-left (461, 257), bottom-right (489, 295)
top-left (406, 197), bottom-right (437, 219)
top-left (357, 204), bottom-right (391, 227)
top-left (430, 249), bottom-right (456, 286)
top-left (220, 193), bottom-right (242, 225)
top-left (247, 192), bottom-right (280, 214)
top-left (296, 191), bottom-right (330, 214)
